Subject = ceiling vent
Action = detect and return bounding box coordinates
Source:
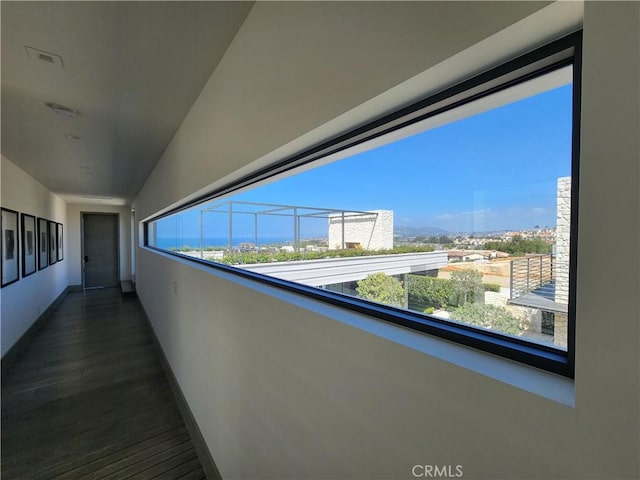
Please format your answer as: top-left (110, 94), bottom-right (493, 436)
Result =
top-left (46, 102), bottom-right (77, 119)
top-left (25, 46), bottom-right (64, 68)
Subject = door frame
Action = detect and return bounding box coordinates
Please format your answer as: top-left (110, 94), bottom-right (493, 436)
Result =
top-left (81, 212), bottom-right (120, 289)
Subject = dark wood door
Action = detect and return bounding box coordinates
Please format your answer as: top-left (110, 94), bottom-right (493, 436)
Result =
top-left (82, 213), bottom-right (119, 288)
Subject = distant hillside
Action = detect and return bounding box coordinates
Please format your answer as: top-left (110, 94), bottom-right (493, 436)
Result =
top-left (394, 225), bottom-right (450, 236)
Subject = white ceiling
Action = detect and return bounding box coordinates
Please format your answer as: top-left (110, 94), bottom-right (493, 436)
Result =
top-left (1, 1), bottom-right (253, 206)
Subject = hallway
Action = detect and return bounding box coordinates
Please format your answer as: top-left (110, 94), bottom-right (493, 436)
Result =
top-left (1, 288), bottom-right (207, 480)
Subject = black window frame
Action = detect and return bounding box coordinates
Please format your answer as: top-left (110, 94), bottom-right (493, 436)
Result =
top-left (144, 31), bottom-right (582, 378)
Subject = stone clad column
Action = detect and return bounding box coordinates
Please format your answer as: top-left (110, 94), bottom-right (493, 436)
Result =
top-left (328, 210), bottom-right (393, 250)
top-left (554, 177), bottom-right (571, 347)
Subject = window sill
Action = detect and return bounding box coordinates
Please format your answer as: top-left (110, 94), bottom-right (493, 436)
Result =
top-left (144, 247), bottom-right (576, 407)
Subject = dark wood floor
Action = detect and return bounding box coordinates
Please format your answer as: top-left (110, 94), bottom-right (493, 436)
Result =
top-left (1, 288), bottom-right (207, 480)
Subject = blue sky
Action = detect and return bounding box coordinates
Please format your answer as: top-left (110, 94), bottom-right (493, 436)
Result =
top-left (158, 82), bottom-right (572, 239)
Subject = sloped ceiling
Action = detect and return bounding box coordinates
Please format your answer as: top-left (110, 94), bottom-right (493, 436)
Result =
top-left (1, 1), bottom-right (253, 205)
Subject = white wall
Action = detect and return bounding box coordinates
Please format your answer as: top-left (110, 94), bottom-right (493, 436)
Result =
top-left (134, 2), bottom-right (639, 479)
top-left (136, 1), bottom-right (564, 220)
top-left (66, 204), bottom-right (132, 286)
top-left (0, 155), bottom-right (68, 356)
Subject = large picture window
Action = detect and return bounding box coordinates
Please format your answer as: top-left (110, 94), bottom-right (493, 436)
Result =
top-left (145, 32), bottom-right (581, 376)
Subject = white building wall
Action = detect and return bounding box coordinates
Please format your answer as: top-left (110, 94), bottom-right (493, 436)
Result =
top-left (0, 156), bottom-right (68, 356)
top-left (327, 210), bottom-right (393, 250)
top-left (134, 3), bottom-right (639, 479)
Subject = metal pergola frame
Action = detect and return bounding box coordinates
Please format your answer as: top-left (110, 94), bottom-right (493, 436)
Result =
top-left (199, 201), bottom-right (378, 253)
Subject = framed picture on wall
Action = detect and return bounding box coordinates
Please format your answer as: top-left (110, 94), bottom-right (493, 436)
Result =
top-left (38, 217), bottom-right (49, 270)
top-left (48, 220), bottom-right (57, 265)
top-left (1, 208), bottom-right (20, 287)
top-left (57, 223), bottom-right (63, 261)
top-left (21, 213), bottom-right (37, 278)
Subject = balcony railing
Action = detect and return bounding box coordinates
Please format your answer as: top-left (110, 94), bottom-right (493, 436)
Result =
top-left (510, 254), bottom-right (555, 300)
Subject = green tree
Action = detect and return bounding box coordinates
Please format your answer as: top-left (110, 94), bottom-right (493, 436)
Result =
top-left (407, 275), bottom-right (453, 310)
top-left (484, 235), bottom-right (551, 256)
top-left (450, 269), bottom-right (484, 306)
top-left (438, 235), bottom-right (451, 244)
top-left (356, 273), bottom-right (405, 307)
top-left (450, 303), bottom-right (522, 335)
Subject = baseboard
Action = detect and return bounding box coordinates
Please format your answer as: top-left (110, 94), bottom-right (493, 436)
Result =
top-left (68, 284), bottom-right (83, 293)
top-left (138, 300), bottom-right (222, 480)
top-left (1, 286), bottom-right (69, 379)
